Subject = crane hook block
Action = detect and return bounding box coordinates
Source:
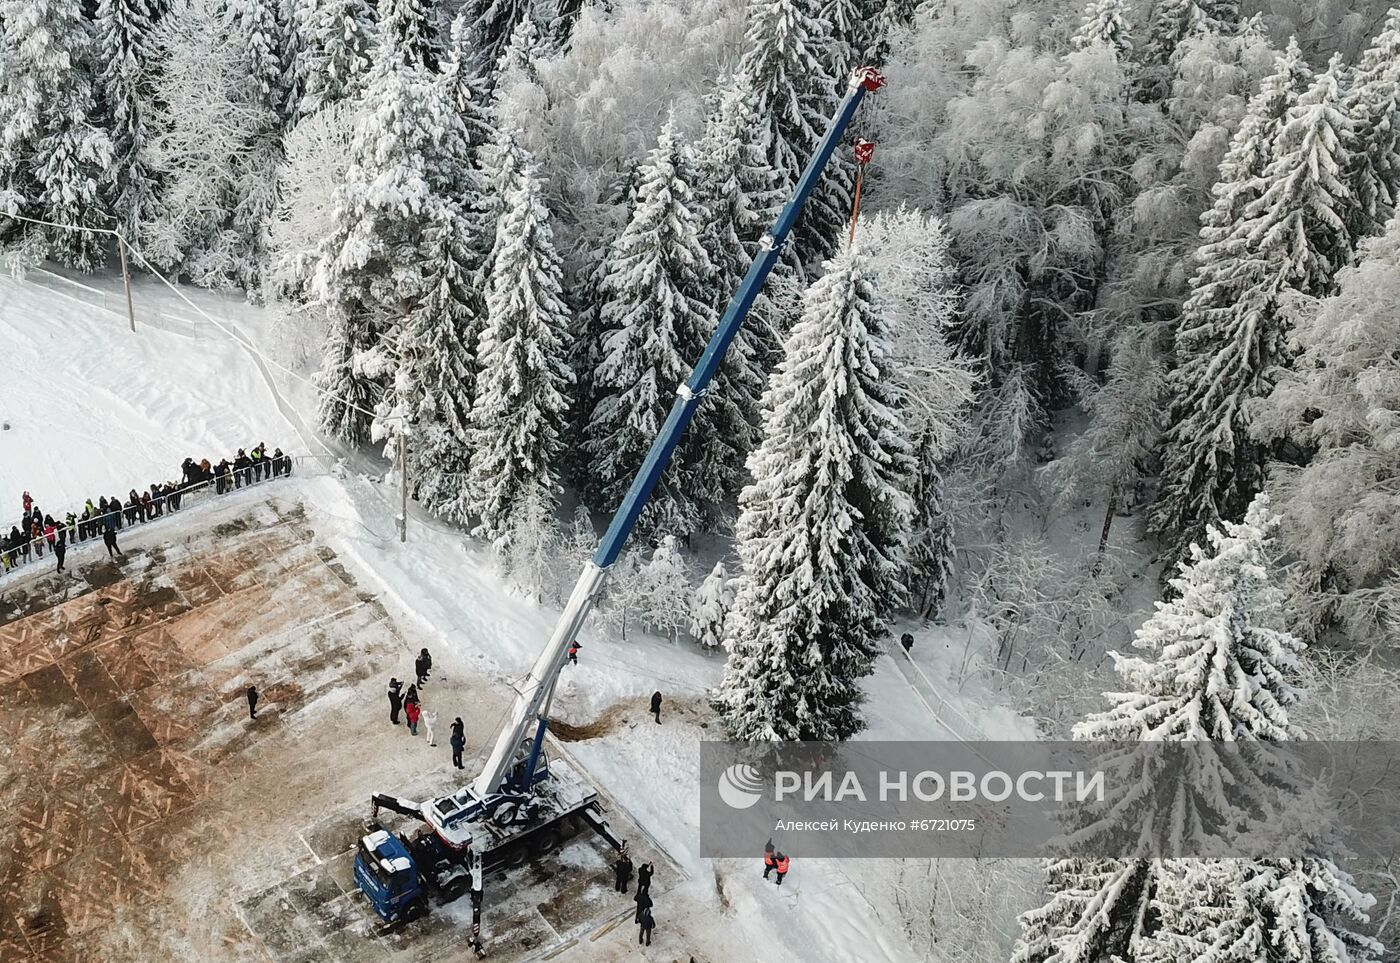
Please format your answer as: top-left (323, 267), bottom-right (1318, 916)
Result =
top-left (854, 139), bottom-right (876, 165)
top-left (853, 67), bottom-right (887, 92)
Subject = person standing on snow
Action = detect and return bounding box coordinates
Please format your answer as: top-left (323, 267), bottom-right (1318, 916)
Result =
top-left (763, 839), bottom-right (777, 880)
top-left (405, 698), bottom-right (421, 736)
top-left (22, 491), bottom-right (32, 515)
top-left (633, 884), bottom-right (652, 923)
top-left (636, 861), bottom-right (654, 896)
top-left (415, 648), bottom-right (432, 687)
top-left (637, 905), bottom-right (655, 947)
top-left (101, 507), bottom-right (122, 560)
top-left (773, 852), bottom-right (790, 886)
top-left (388, 678), bottom-right (404, 725)
top-left (613, 847), bottom-right (634, 893)
top-left (423, 709), bottom-right (437, 746)
top-left (567, 642), bottom-right (580, 665)
top-left (900, 632), bottom-right (914, 656)
top-left (450, 718), bottom-right (466, 769)
top-left (650, 691), bottom-right (662, 724)
top-left (247, 685), bottom-right (259, 720)
top-left (54, 530), bottom-right (66, 574)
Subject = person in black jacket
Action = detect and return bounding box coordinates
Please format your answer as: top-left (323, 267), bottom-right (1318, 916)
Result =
top-left (214, 459), bottom-right (231, 494)
top-left (637, 862), bottom-right (654, 895)
top-left (633, 885), bottom-right (652, 924)
top-left (637, 905), bottom-right (654, 946)
top-left (54, 530), bottom-right (66, 574)
top-left (450, 717), bottom-right (466, 769)
top-left (613, 847), bottom-right (634, 893)
top-left (233, 449), bottom-right (252, 488)
top-left (415, 648), bottom-right (432, 686)
top-left (650, 691), bottom-right (662, 724)
top-left (388, 678), bottom-right (404, 725)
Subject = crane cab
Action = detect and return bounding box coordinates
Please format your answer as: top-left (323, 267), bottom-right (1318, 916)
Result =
top-left (354, 829), bottom-right (426, 923)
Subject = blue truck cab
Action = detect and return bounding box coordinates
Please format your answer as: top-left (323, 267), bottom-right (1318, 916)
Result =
top-left (354, 829), bottom-right (425, 923)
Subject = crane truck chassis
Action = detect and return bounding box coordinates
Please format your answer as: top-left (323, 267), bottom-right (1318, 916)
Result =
top-left (352, 65), bottom-right (887, 956)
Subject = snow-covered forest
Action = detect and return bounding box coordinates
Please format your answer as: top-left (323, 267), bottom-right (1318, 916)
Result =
top-left (5, 0), bottom-right (1400, 958)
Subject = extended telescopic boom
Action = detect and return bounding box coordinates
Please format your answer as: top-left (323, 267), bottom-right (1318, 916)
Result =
top-left (471, 66), bottom-right (888, 803)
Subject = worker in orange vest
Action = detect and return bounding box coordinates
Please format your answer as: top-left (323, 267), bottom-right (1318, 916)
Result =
top-left (773, 852), bottom-right (790, 886)
top-left (762, 839), bottom-right (777, 880)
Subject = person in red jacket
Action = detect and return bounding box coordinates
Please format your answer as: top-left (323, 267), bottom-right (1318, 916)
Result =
top-left (405, 698), bottom-right (421, 736)
top-left (773, 852), bottom-right (790, 886)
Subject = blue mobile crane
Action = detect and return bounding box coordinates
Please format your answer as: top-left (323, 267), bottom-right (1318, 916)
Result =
top-left (355, 65), bottom-right (887, 955)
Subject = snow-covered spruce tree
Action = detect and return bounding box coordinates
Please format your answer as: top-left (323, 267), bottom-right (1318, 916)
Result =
top-left (291, 0), bottom-right (375, 119)
top-left (739, 0), bottom-right (847, 266)
top-left (1138, 0), bottom-right (1240, 102)
top-left (0, 0), bottom-right (115, 270)
top-left (1073, 0), bottom-right (1133, 59)
top-left (377, 0), bottom-right (438, 69)
top-left (1253, 214), bottom-right (1400, 642)
top-left (95, 0), bottom-right (161, 242)
top-left (1149, 42), bottom-right (1322, 564)
top-left (230, 0), bottom-right (292, 121)
top-left (715, 242), bottom-right (914, 741)
top-left (638, 536), bottom-right (692, 643)
top-left (313, 26), bottom-right (470, 442)
top-left (405, 205), bottom-right (480, 522)
top-left (690, 561), bottom-right (733, 651)
top-left (455, 0), bottom-right (532, 78)
top-left (1014, 496), bottom-right (1304, 963)
top-left (465, 157), bottom-right (572, 552)
top-left (584, 118), bottom-right (717, 538)
top-left (1343, 7), bottom-right (1400, 240)
top-left (692, 76), bottom-right (783, 482)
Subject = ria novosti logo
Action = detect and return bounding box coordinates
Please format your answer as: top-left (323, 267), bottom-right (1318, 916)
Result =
top-left (717, 763), bottom-right (765, 809)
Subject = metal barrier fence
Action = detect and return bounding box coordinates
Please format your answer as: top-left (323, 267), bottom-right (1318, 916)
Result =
top-left (1, 454), bottom-right (327, 581)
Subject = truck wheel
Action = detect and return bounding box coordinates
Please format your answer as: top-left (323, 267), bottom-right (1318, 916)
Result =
top-left (403, 897), bottom-right (428, 923)
top-left (505, 842), bottom-right (530, 868)
top-left (532, 829), bottom-right (562, 859)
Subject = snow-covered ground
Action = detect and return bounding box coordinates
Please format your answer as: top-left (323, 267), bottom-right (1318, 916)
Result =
top-left (3, 264), bottom-right (1042, 961)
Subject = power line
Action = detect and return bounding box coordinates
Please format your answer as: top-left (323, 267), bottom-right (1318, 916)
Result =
top-left (1, 211), bottom-right (380, 422)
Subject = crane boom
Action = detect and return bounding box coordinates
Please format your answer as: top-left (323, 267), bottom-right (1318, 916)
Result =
top-left (470, 65), bottom-right (887, 804)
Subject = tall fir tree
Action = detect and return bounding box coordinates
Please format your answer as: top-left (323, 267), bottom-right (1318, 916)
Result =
top-left (0, 0), bottom-right (116, 270)
top-left (292, 0), bottom-right (375, 119)
top-left (95, 0), bottom-right (161, 241)
top-left (690, 561), bottom-right (734, 650)
top-left (455, 0), bottom-right (532, 77)
top-left (715, 243), bottom-right (913, 741)
top-left (1343, 7), bottom-right (1400, 240)
top-left (1014, 496), bottom-right (1306, 963)
top-left (584, 118), bottom-right (718, 538)
top-left (465, 153), bottom-right (572, 551)
top-left (1073, 0), bottom-right (1133, 58)
top-left (1150, 42), bottom-right (1324, 564)
top-left (739, 0), bottom-right (848, 266)
top-left (690, 80), bottom-right (782, 519)
top-left (314, 24), bottom-right (471, 442)
top-left (378, 0), bottom-right (438, 70)
top-left (228, 0), bottom-right (292, 120)
top-left (404, 204), bottom-right (480, 522)
top-left (1137, 0), bottom-right (1240, 101)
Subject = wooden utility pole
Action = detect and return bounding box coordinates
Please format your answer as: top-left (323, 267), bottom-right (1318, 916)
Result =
top-left (398, 430), bottom-right (408, 543)
top-left (117, 235), bottom-right (136, 332)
